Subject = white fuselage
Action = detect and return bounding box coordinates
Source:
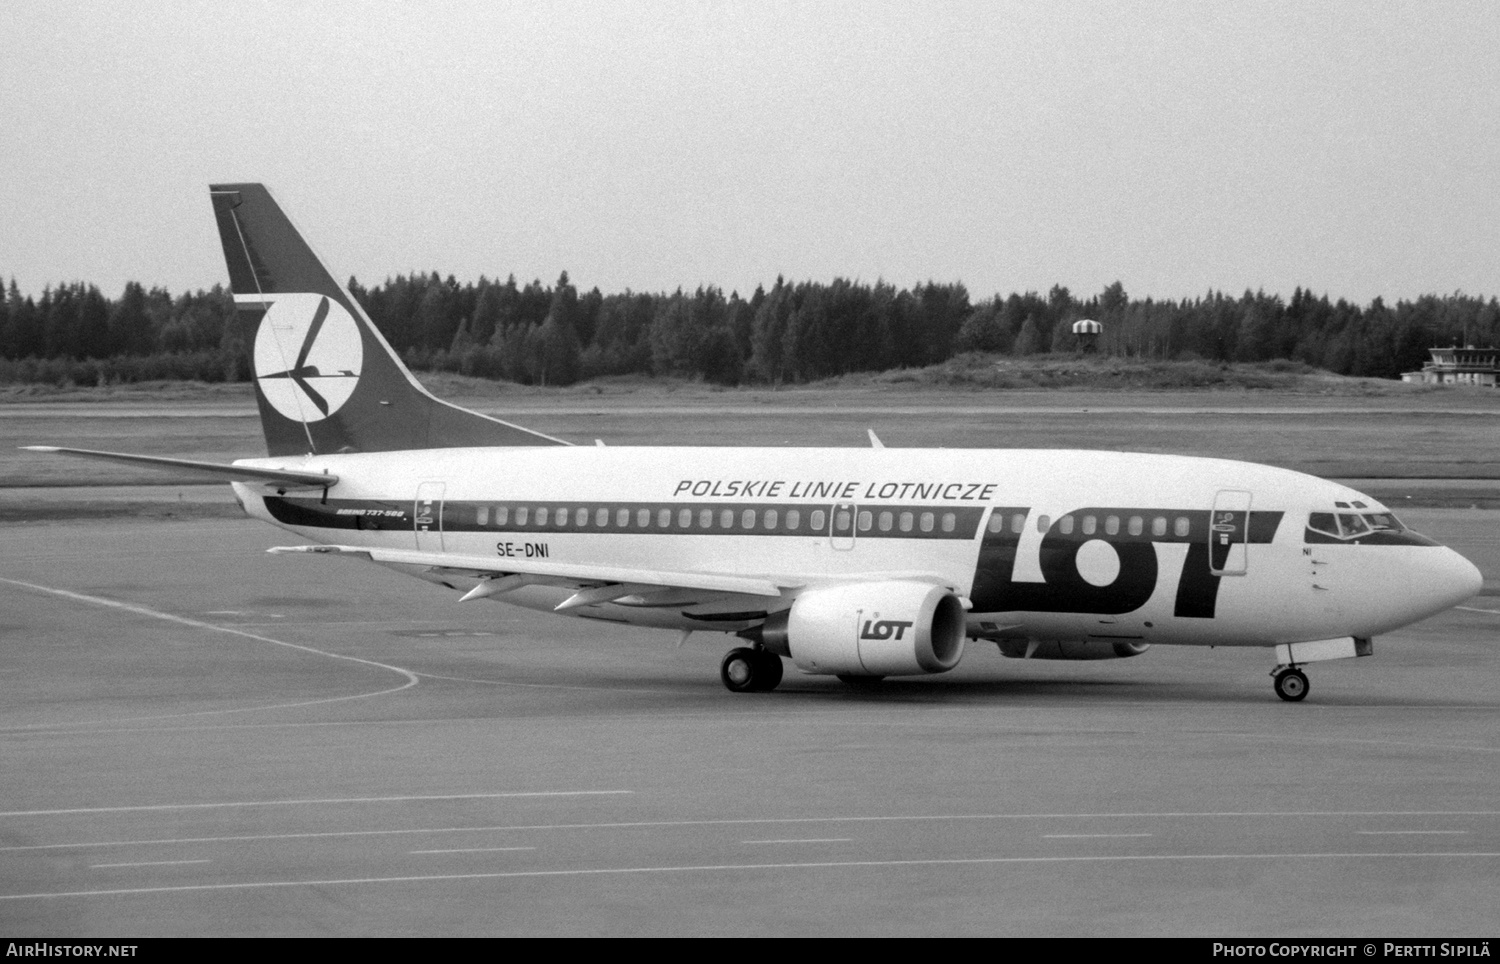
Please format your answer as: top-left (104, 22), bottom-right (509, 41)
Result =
top-left (233, 446), bottom-right (1482, 651)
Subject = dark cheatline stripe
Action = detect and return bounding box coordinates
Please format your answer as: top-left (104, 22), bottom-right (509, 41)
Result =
top-left (264, 498), bottom-right (986, 540)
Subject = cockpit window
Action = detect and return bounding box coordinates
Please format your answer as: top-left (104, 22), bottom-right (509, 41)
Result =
top-left (1308, 513), bottom-right (1340, 538)
top-left (1337, 513), bottom-right (1371, 538)
top-left (1308, 510), bottom-right (1407, 541)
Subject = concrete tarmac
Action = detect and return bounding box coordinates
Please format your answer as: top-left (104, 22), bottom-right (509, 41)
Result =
top-left (0, 511), bottom-right (1496, 936)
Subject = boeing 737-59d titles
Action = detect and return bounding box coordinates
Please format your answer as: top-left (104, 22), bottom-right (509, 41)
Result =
top-left (25, 184), bottom-right (1484, 701)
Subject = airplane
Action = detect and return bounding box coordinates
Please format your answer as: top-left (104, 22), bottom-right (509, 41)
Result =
top-left (24, 183), bottom-right (1484, 702)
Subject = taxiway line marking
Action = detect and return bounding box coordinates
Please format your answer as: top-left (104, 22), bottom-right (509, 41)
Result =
top-left (8, 704), bottom-right (1500, 738)
top-left (410, 847), bottom-right (537, 854)
top-left (4, 810), bottom-right (1494, 852)
top-left (90, 860), bottom-right (211, 869)
top-left (0, 576), bottom-right (420, 723)
top-left (1356, 830), bottom-right (1469, 835)
top-left (741, 838), bottom-right (852, 845)
top-left (412, 670), bottom-right (677, 695)
top-left (0, 790), bottom-right (633, 818)
top-left (1456, 606), bottom-right (1500, 615)
top-left (1044, 833), bottom-right (1153, 839)
top-left (5, 852), bottom-right (1499, 901)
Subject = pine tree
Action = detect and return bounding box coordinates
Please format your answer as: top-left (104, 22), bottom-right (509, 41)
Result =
top-left (534, 275), bottom-right (582, 386)
top-left (9, 282), bottom-right (42, 359)
top-left (108, 281), bottom-right (151, 355)
top-left (1013, 314), bottom-right (1043, 356)
top-left (748, 277), bottom-right (792, 382)
top-left (77, 285), bottom-right (110, 358)
top-left (470, 283), bottom-right (503, 345)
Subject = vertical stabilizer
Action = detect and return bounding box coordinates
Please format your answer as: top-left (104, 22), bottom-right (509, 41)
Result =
top-left (209, 183), bottom-right (566, 456)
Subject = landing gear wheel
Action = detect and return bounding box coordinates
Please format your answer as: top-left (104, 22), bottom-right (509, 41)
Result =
top-left (754, 650), bottom-right (784, 691)
top-left (721, 648), bottom-right (758, 692)
top-left (721, 647), bottom-right (783, 693)
top-left (1273, 668), bottom-right (1309, 702)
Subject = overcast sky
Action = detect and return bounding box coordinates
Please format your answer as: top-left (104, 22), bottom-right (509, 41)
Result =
top-left (3, 1), bottom-right (1498, 305)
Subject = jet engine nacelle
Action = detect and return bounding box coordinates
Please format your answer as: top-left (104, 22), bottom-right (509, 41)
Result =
top-left (997, 639), bottom-right (1151, 660)
top-left (759, 580), bottom-right (967, 676)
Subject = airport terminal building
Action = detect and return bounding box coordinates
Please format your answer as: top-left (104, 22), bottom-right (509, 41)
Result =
top-left (1401, 346), bottom-right (1500, 387)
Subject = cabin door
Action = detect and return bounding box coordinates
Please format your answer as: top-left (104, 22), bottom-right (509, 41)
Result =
top-left (1209, 489), bottom-right (1252, 575)
top-left (414, 481), bottom-right (445, 552)
top-left (830, 502), bottom-right (858, 550)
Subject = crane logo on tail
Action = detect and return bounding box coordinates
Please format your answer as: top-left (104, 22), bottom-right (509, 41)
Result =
top-left (253, 294), bottom-right (364, 422)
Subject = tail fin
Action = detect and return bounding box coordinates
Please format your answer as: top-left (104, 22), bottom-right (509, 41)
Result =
top-left (208, 183), bottom-right (566, 456)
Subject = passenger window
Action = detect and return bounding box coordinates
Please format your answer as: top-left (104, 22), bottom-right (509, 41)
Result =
top-left (699, 509), bottom-right (713, 528)
top-left (657, 508), bottom-right (671, 528)
top-left (786, 509), bottom-right (801, 530)
top-left (536, 508), bottom-right (549, 526)
top-left (1128, 516), bottom-right (1143, 536)
top-left (596, 508), bottom-right (610, 527)
top-left (1010, 513), bottom-right (1025, 534)
top-left (678, 508), bottom-right (692, 528)
top-left (834, 509), bottom-right (850, 532)
top-left (1082, 515), bottom-right (1096, 535)
top-left (1105, 515), bottom-right (1120, 535)
top-left (720, 509), bottom-right (734, 529)
top-left (575, 508), bottom-right (589, 526)
top-left (920, 512), bottom-right (935, 532)
top-left (858, 510), bottom-right (873, 532)
top-left (496, 506), bottom-right (508, 526)
top-left (1174, 516), bottom-right (1189, 537)
top-left (516, 507), bottom-right (529, 526)
top-left (987, 513), bottom-right (1004, 534)
top-left (900, 511), bottom-right (914, 532)
top-left (811, 509), bottom-right (827, 531)
top-left (880, 511), bottom-right (894, 532)
top-left (637, 508), bottom-right (650, 527)
top-left (556, 507), bottom-right (567, 525)
top-left (941, 512), bottom-right (956, 533)
top-left (616, 508), bottom-right (629, 527)
top-left (477, 506), bottom-right (489, 526)
top-left (1059, 515), bottom-right (1074, 535)
top-left (743, 509), bottom-right (756, 529)
top-left (764, 509), bottom-right (778, 529)
top-left (1152, 517), bottom-right (1166, 537)
top-left (1037, 514), bottom-right (1051, 533)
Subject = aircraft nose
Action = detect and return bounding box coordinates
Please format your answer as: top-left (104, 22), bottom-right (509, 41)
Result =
top-left (1421, 548), bottom-right (1483, 611)
top-left (1362, 545), bottom-right (1483, 634)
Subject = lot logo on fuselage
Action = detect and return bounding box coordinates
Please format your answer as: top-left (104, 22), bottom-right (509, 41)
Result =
top-left (254, 293), bottom-right (363, 422)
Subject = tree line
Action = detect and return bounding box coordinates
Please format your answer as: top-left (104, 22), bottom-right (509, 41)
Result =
top-left (2, 272), bottom-right (1497, 387)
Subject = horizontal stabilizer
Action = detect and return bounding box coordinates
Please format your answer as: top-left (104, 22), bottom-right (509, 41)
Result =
top-left (21, 446), bottom-right (338, 490)
top-left (268, 544), bottom-right (787, 598)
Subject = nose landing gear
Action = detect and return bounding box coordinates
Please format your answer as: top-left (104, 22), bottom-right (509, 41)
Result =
top-left (720, 647), bottom-right (784, 693)
top-left (1272, 666), bottom-right (1309, 702)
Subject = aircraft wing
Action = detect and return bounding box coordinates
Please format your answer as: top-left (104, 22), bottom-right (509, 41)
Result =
top-left (21, 446), bottom-right (337, 490)
top-left (268, 544), bottom-right (791, 607)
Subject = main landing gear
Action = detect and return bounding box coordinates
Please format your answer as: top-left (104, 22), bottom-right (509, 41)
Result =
top-left (720, 647), bottom-right (784, 693)
top-left (1271, 666), bottom-right (1309, 702)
